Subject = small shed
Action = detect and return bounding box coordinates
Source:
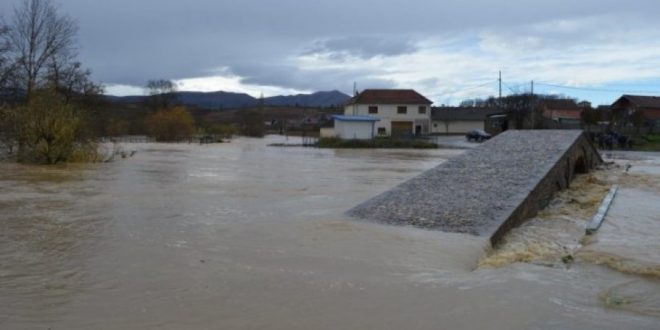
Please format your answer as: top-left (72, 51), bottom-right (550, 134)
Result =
top-left (431, 107), bottom-right (501, 134)
top-left (332, 115), bottom-right (380, 140)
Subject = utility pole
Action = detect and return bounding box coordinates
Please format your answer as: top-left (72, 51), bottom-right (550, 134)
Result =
top-left (530, 80), bottom-right (535, 129)
top-left (352, 81), bottom-right (358, 115)
top-left (498, 71), bottom-right (502, 100)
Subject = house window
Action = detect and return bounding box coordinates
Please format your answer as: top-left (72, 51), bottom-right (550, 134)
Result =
top-left (397, 106), bottom-right (407, 114)
top-left (378, 127), bottom-right (386, 135)
top-left (368, 106), bottom-right (378, 114)
top-left (418, 106), bottom-right (427, 114)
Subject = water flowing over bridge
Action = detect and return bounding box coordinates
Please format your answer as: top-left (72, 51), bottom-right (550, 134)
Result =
top-left (349, 130), bottom-right (603, 245)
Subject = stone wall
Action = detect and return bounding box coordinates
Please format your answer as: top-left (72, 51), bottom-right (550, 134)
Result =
top-left (488, 133), bottom-right (602, 244)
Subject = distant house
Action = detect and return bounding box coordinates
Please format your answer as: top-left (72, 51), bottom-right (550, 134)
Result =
top-left (431, 107), bottom-right (501, 134)
top-left (611, 95), bottom-right (660, 129)
top-left (332, 115), bottom-right (380, 140)
top-left (345, 89), bottom-right (432, 137)
top-left (540, 99), bottom-right (582, 128)
top-left (485, 112), bottom-right (511, 135)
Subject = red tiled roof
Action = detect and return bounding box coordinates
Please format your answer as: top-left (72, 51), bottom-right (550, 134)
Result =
top-left (615, 95), bottom-right (660, 109)
top-left (347, 89), bottom-right (433, 105)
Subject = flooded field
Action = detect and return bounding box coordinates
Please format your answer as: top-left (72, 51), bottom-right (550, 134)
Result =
top-left (1, 136), bottom-right (659, 329)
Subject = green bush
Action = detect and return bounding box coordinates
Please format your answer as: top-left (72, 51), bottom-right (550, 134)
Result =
top-left (636, 134), bottom-right (660, 151)
top-left (145, 106), bottom-right (196, 142)
top-left (13, 90), bottom-right (99, 164)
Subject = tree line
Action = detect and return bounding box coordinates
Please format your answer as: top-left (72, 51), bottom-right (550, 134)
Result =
top-left (0, 0), bottom-right (262, 164)
top-left (0, 0), bottom-right (104, 163)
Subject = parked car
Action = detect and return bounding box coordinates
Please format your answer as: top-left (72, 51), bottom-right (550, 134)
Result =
top-left (466, 129), bottom-right (492, 142)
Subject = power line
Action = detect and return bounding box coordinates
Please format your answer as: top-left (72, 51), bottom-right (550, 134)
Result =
top-left (456, 79), bottom-right (498, 93)
top-left (502, 82), bottom-right (529, 94)
top-left (503, 82), bottom-right (517, 94)
top-left (535, 82), bottom-right (660, 95)
top-left (437, 79), bottom-right (498, 99)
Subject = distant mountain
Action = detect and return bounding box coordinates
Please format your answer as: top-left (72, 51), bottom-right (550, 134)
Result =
top-left (105, 90), bottom-right (350, 109)
top-left (263, 91), bottom-right (351, 108)
top-left (177, 91), bottom-right (257, 109)
top-left (104, 95), bottom-right (146, 104)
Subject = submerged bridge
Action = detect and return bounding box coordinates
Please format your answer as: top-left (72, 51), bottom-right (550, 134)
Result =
top-left (349, 130), bottom-right (602, 245)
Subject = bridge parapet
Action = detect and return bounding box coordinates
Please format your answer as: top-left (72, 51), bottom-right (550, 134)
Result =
top-left (349, 130), bottom-right (602, 245)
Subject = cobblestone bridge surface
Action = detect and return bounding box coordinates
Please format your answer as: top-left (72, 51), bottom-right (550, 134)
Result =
top-left (348, 130), bottom-right (602, 245)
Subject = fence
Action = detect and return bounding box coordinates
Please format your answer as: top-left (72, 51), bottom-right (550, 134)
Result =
top-left (101, 135), bottom-right (154, 143)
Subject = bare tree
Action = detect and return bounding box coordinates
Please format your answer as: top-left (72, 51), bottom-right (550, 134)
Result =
top-left (46, 55), bottom-right (101, 104)
top-left (7, 0), bottom-right (77, 99)
top-left (145, 79), bottom-right (178, 111)
top-left (0, 21), bottom-right (15, 155)
top-left (0, 20), bottom-right (15, 91)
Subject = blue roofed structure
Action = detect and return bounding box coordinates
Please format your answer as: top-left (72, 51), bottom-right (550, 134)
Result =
top-left (332, 115), bottom-right (380, 122)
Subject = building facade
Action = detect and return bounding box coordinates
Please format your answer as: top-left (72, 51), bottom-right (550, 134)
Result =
top-left (611, 95), bottom-right (660, 129)
top-left (344, 89), bottom-right (432, 137)
top-left (540, 99), bottom-right (583, 129)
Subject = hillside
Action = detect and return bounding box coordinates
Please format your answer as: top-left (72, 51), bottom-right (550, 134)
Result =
top-left (106, 90), bottom-right (350, 109)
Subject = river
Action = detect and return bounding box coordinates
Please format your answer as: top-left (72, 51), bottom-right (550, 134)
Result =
top-left (0, 136), bottom-right (658, 329)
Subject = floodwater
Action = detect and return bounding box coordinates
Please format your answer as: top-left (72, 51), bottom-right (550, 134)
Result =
top-left (1, 136), bottom-right (659, 329)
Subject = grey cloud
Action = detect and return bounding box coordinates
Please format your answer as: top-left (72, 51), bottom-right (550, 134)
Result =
top-left (230, 63), bottom-right (396, 92)
top-left (1, 0), bottom-right (660, 93)
top-left (305, 36), bottom-right (417, 60)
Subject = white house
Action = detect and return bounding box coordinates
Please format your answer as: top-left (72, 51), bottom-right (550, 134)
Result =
top-left (332, 115), bottom-right (380, 140)
top-left (344, 89), bottom-right (432, 137)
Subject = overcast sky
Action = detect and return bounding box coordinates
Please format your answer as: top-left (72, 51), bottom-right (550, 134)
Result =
top-left (3, 0), bottom-right (660, 105)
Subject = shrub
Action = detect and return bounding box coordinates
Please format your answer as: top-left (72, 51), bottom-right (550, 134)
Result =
top-left (203, 123), bottom-right (237, 138)
top-left (145, 106), bottom-right (196, 142)
top-left (13, 90), bottom-right (99, 164)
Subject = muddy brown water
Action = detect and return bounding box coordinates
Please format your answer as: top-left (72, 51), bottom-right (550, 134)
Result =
top-left (1, 136), bottom-right (659, 329)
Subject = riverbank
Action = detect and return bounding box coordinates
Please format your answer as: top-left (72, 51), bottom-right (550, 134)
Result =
top-left (636, 134), bottom-right (660, 151)
top-left (317, 137), bottom-right (437, 149)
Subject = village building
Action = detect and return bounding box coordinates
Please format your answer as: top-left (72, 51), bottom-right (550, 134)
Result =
top-left (344, 89), bottom-right (432, 138)
top-left (431, 107), bottom-right (501, 135)
top-left (611, 95), bottom-right (660, 129)
top-left (540, 99), bottom-right (583, 128)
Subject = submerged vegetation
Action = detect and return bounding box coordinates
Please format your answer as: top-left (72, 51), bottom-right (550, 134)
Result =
top-left (145, 106), bottom-right (196, 142)
top-left (13, 90), bottom-right (100, 164)
top-left (0, 0), bottom-right (235, 163)
top-left (1, 91), bottom-right (101, 164)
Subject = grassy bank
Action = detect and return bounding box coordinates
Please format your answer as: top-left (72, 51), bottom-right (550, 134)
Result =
top-left (317, 137), bottom-right (437, 149)
top-left (636, 134), bottom-right (660, 151)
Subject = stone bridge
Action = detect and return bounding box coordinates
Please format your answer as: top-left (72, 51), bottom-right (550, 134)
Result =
top-left (349, 130), bottom-right (602, 245)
